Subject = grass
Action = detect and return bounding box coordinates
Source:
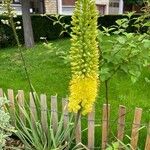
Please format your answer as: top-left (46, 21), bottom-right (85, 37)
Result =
top-left (0, 39), bottom-right (70, 97)
top-left (0, 37), bottom-right (150, 149)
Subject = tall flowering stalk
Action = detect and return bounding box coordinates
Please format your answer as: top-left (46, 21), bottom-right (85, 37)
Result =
top-left (68, 0), bottom-right (100, 115)
top-left (2, 0), bottom-right (34, 95)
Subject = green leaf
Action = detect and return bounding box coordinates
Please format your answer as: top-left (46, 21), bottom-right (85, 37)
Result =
top-left (100, 67), bottom-right (109, 74)
top-left (115, 19), bottom-right (122, 26)
top-left (100, 67), bottom-right (112, 81)
top-left (121, 65), bottom-right (128, 73)
top-left (145, 77), bottom-right (150, 83)
top-left (102, 26), bottom-right (109, 33)
top-left (143, 21), bottom-right (150, 27)
top-left (126, 11), bottom-right (135, 18)
top-left (53, 21), bottom-right (59, 25)
top-left (124, 33), bottom-right (134, 39)
top-left (143, 39), bottom-right (150, 48)
top-left (131, 76), bottom-right (137, 83)
top-left (133, 24), bottom-right (140, 28)
top-left (112, 142), bottom-right (119, 149)
top-left (117, 37), bottom-right (126, 44)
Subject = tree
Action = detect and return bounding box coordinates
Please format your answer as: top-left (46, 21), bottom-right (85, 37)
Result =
top-left (21, 0), bottom-right (34, 48)
top-left (99, 10), bottom-right (150, 105)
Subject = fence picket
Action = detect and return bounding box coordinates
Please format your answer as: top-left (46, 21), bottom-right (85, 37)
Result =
top-left (88, 106), bottom-right (95, 150)
top-left (40, 94), bottom-right (48, 134)
top-left (130, 108), bottom-right (142, 150)
top-left (51, 95), bottom-right (58, 133)
top-left (117, 105), bottom-right (126, 149)
top-left (8, 89), bottom-right (15, 125)
top-left (62, 98), bottom-right (69, 129)
top-left (18, 90), bottom-right (25, 124)
top-left (145, 122), bottom-right (150, 150)
top-left (2, 88), bottom-right (150, 149)
top-left (62, 98), bottom-right (69, 141)
top-left (30, 92), bottom-right (37, 126)
top-left (0, 88), bottom-right (3, 97)
top-left (75, 113), bottom-right (81, 144)
top-left (102, 104), bottom-right (110, 150)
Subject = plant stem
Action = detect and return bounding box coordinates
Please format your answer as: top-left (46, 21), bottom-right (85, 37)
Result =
top-left (105, 80), bottom-right (109, 145)
top-left (9, 16), bottom-right (34, 97)
top-left (105, 80), bottom-right (109, 107)
top-left (68, 110), bottom-right (81, 149)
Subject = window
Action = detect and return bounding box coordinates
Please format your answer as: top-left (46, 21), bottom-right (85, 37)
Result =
top-left (97, 5), bottom-right (106, 15)
top-left (62, 6), bottom-right (75, 15)
top-left (109, 2), bottom-right (119, 7)
top-left (62, 0), bottom-right (75, 5)
top-left (13, 0), bottom-right (20, 4)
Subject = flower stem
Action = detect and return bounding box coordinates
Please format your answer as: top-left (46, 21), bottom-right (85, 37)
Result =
top-left (68, 110), bottom-right (81, 149)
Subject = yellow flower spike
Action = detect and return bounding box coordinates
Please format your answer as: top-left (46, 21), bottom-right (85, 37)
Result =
top-left (69, 0), bottom-right (100, 115)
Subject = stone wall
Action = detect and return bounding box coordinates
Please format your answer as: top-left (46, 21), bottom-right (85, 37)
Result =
top-left (44, 0), bottom-right (58, 14)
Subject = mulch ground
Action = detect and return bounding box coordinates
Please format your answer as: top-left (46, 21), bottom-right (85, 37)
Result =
top-left (6, 137), bottom-right (24, 150)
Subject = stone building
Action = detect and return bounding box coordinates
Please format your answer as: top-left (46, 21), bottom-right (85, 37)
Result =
top-left (45, 0), bottom-right (122, 15)
top-left (0, 0), bottom-right (122, 15)
top-left (0, 0), bottom-right (45, 14)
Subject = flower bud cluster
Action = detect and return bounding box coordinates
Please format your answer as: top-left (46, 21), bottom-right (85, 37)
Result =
top-left (2, 0), bottom-right (21, 30)
top-left (2, 0), bottom-right (16, 18)
top-left (68, 0), bottom-right (100, 115)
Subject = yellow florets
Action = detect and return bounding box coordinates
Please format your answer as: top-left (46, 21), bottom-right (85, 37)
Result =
top-left (68, 0), bottom-right (100, 115)
top-left (68, 75), bottom-right (98, 115)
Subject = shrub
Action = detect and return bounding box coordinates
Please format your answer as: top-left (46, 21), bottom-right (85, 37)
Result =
top-left (0, 97), bottom-right (15, 149)
top-left (15, 93), bottom-right (87, 150)
top-left (0, 15), bottom-right (64, 48)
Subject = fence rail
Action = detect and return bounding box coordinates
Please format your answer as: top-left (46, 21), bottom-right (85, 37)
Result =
top-left (0, 88), bottom-right (150, 150)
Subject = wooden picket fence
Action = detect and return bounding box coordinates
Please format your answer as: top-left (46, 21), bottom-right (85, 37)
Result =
top-left (0, 88), bottom-right (150, 150)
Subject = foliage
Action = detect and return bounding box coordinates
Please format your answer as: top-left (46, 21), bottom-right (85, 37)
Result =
top-left (0, 97), bottom-right (15, 149)
top-left (1, 40), bottom-right (150, 149)
top-left (106, 127), bottom-right (146, 150)
top-left (106, 142), bottom-right (120, 150)
top-left (98, 15), bottom-right (142, 32)
top-left (124, 0), bottom-right (144, 5)
top-left (68, 0), bottom-right (100, 115)
top-left (42, 6), bottom-right (150, 88)
top-left (15, 93), bottom-right (87, 150)
top-left (0, 15), bottom-right (65, 48)
top-left (1, 14), bottom-right (147, 48)
top-left (1, 0), bottom-right (16, 17)
top-left (106, 142), bottom-right (131, 150)
top-left (99, 11), bottom-right (150, 85)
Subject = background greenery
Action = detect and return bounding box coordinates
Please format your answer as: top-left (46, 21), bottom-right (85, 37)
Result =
top-left (0, 37), bottom-right (150, 149)
top-left (0, 14), bottom-right (143, 48)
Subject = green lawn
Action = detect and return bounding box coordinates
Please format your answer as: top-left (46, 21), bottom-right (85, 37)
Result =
top-left (0, 38), bottom-right (150, 149)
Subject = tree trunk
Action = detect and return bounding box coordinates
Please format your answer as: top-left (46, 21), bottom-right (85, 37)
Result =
top-left (21, 0), bottom-right (35, 48)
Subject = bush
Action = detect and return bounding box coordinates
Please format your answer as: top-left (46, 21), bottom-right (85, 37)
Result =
top-left (0, 15), bottom-right (64, 48)
top-left (98, 14), bottom-right (149, 33)
top-left (0, 14), bottom-right (146, 48)
top-left (0, 97), bottom-right (15, 149)
top-left (15, 93), bottom-right (87, 150)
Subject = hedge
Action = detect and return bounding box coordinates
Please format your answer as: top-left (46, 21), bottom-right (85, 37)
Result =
top-left (0, 14), bottom-right (142, 48)
top-left (0, 15), bottom-right (65, 48)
